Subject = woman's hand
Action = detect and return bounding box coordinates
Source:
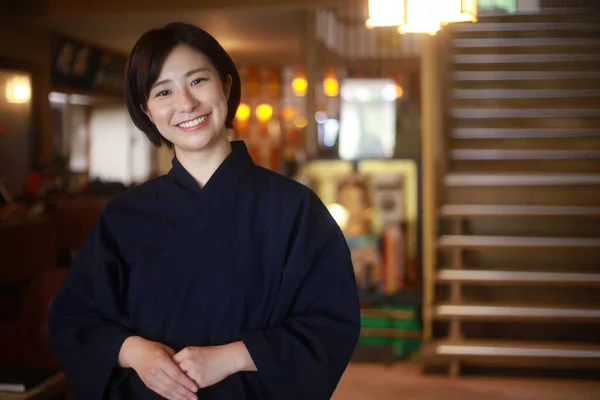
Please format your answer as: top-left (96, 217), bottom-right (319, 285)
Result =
top-left (173, 343), bottom-right (244, 389)
top-left (118, 336), bottom-right (199, 400)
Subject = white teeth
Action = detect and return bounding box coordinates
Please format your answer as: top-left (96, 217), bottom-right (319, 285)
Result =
top-left (178, 115), bottom-right (207, 128)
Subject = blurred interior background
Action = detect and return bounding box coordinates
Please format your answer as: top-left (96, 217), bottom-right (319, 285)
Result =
top-left (1, 0), bottom-right (600, 398)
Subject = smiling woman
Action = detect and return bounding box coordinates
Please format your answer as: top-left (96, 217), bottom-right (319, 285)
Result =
top-left (143, 46), bottom-right (232, 156)
top-left (48, 22), bottom-right (360, 400)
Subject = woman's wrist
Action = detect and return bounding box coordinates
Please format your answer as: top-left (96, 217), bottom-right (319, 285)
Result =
top-left (118, 335), bottom-right (142, 368)
top-left (225, 341), bottom-right (257, 373)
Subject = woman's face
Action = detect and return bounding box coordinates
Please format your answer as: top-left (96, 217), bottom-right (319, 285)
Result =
top-left (144, 44), bottom-right (232, 154)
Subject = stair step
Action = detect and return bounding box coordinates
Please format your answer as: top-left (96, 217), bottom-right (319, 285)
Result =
top-left (453, 70), bottom-right (600, 81)
top-left (450, 149), bottom-right (600, 160)
top-left (433, 304), bottom-right (600, 322)
top-left (440, 204), bottom-right (600, 217)
top-left (453, 53), bottom-right (600, 64)
top-left (449, 138), bottom-right (600, 152)
top-left (445, 173), bottom-right (600, 186)
top-left (438, 235), bottom-right (600, 248)
top-left (452, 128), bottom-right (600, 139)
top-left (424, 339), bottom-right (600, 367)
top-left (451, 108), bottom-right (600, 119)
top-left (452, 89), bottom-right (600, 99)
top-left (436, 269), bottom-right (600, 286)
top-left (453, 37), bottom-right (600, 48)
top-left (445, 186), bottom-right (600, 207)
top-left (451, 22), bottom-right (600, 32)
top-left (451, 98), bottom-right (600, 110)
top-left (455, 79), bottom-right (600, 91)
top-left (477, 11), bottom-right (600, 24)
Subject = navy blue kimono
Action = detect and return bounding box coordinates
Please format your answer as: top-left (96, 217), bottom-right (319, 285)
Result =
top-left (48, 141), bottom-right (360, 400)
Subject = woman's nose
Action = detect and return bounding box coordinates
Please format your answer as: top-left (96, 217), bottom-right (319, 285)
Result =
top-left (178, 89), bottom-right (198, 112)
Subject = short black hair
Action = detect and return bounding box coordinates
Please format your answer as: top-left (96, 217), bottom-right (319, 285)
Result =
top-left (124, 22), bottom-right (241, 148)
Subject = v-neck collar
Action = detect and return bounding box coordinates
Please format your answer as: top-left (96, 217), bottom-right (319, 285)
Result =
top-left (167, 140), bottom-right (254, 197)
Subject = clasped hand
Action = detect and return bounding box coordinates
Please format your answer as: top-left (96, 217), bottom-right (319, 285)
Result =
top-left (174, 345), bottom-right (238, 390)
top-left (119, 337), bottom-right (240, 400)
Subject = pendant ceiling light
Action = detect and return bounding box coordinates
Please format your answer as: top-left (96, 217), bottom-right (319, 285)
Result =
top-left (365, 0), bottom-right (478, 35)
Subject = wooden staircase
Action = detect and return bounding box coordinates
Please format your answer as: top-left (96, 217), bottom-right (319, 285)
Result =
top-left (422, 9), bottom-right (600, 377)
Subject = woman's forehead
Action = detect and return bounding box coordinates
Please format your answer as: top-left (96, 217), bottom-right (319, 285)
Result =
top-left (160, 44), bottom-right (213, 72)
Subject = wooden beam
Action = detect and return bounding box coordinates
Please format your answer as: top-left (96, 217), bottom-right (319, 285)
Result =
top-left (420, 33), bottom-right (443, 342)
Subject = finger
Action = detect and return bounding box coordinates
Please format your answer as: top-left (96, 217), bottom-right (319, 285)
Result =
top-left (163, 360), bottom-right (199, 393)
top-left (155, 372), bottom-right (197, 400)
top-left (152, 381), bottom-right (187, 400)
top-left (172, 348), bottom-right (188, 364)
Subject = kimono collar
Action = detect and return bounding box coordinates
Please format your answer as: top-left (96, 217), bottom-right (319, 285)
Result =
top-left (167, 140), bottom-right (254, 196)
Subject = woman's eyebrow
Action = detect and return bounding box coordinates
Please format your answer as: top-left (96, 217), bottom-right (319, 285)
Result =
top-left (151, 67), bottom-right (211, 90)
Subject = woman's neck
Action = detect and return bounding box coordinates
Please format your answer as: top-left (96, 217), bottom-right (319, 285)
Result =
top-left (174, 131), bottom-right (232, 188)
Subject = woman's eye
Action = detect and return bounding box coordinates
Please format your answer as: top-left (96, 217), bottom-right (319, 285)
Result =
top-left (156, 90), bottom-right (170, 97)
top-left (191, 78), bottom-right (206, 86)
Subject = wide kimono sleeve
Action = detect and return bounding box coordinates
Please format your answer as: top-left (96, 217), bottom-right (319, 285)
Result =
top-left (47, 203), bottom-right (134, 400)
top-left (240, 191), bottom-right (361, 400)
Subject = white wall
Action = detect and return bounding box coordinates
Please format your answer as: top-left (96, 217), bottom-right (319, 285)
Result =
top-left (89, 104), bottom-right (152, 185)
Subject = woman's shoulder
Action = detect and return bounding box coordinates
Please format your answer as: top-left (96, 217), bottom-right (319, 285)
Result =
top-left (252, 166), bottom-right (330, 217)
top-left (253, 166), bottom-right (315, 200)
top-left (101, 175), bottom-right (168, 215)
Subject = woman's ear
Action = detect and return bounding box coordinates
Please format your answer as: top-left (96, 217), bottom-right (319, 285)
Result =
top-left (224, 74), bottom-right (233, 101)
top-left (141, 104), bottom-right (154, 124)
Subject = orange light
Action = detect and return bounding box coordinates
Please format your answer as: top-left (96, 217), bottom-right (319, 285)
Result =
top-left (323, 77), bottom-right (339, 97)
top-left (5, 75), bottom-right (31, 104)
top-left (396, 85), bottom-right (404, 98)
top-left (294, 116), bottom-right (308, 129)
top-left (323, 67), bottom-right (339, 97)
top-left (292, 77), bottom-right (308, 97)
top-left (236, 103), bottom-right (251, 121)
top-left (393, 73), bottom-right (404, 99)
top-left (256, 103), bottom-right (273, 122)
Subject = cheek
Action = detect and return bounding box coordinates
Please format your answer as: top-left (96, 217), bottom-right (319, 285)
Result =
top-left (147, 104), bottom-right (172, 126)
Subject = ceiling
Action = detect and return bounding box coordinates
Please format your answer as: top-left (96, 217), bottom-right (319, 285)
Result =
top-left (40, 6), bottom-right (312, 65)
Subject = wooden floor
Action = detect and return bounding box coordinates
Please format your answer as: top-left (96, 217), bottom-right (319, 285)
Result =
top-left (332, 362), bottom-right (600, 400)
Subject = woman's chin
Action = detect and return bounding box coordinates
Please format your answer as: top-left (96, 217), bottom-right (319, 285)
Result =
top-left (173, 133), bottom-right (220, 153)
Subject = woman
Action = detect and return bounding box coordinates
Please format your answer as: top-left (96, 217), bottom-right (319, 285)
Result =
top-left (48, 22), bottom-right (360, 400)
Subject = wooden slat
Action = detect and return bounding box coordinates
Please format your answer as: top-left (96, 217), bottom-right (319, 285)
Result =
top-left (453, 53), bottom-right (600, 64)
top-left (453, 37), bottom-right (600, 47)
top-left (425, 340), bottom-right (600, 366)
top-left (445, 173), bottom-right (600, 186)
top-left (438, 235), bottom-right (600, 248)
top-left (452, 128), bottom-right (600, 139)
top-left (440, 204), bottom-right (600, 217)
top-left (450, 149), bottom-right (600, 160)
top-left (436, 269), bottom-right (600, 286)
top-left (451, 108), bottom-right (600, 118)
top-left (452, 89), bottom-right (600, 99)
top-left (453, 70), bottom-right (600, 80)
top-left (433, 304), bottom-right (600, 322)
top-left (451, 22), bottom-right (600, 32)
top-left (476, 10), bottom-right (600, 24)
